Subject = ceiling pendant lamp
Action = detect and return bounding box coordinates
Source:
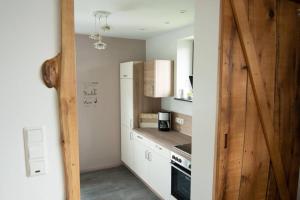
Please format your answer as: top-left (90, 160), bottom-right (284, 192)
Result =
top-left (89, 10), bottom-right (111, 50)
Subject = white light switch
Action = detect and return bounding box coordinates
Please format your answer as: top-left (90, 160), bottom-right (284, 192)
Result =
top-left (23, 127), bottom-right (47, 177)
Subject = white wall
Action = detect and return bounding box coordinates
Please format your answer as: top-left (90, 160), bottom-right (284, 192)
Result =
top-left (191, 0), bottom-right (221, 199)
top-left (0, 0), bottom-right (64, 200)
top-left (146, 26), bottom-right (194, 116)
top-left (76, 35), bottom-right (146, 172)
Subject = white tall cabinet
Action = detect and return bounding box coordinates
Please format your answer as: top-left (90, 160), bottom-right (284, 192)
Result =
top-left (120, 62), bottom-right (135, 170)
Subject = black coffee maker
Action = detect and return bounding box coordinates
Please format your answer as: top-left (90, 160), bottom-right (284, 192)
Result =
top-left (158, 112), bottom-right (171, 131)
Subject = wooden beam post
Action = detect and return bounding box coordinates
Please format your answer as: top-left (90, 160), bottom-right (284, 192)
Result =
top-left (41, 0), bottom-right (80, 199)
top-left (229, 0), bottom-right (290, 199)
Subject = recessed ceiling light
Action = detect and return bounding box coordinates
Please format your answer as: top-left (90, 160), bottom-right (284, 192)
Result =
top-left (165, 21), bottom-right (170, 25)
top-left (180, 10), bottom-right (187, 14)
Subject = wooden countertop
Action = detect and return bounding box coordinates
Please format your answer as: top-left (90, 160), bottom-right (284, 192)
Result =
top-left (134, 128), bottom-right (192, 160)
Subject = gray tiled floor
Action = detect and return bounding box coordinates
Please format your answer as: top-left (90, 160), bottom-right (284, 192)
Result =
top-left (80, 165), bottom-right (160, 200)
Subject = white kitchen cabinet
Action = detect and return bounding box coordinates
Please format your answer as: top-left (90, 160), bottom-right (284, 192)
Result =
top-left (134, 134), bottom-right (149, 182)
top-left (134, 131), bottom-right (171, 200)
top-left (121, 125), bottom-right (135, 170)
top-left (148, 148), bottom-right (171, 199)
top-left (120, 62), bottom-right (135, 169)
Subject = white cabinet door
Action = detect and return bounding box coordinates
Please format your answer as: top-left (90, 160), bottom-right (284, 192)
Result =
top-left (121, 124), bottom-right (129, 166)
top-left (148, 150), bottom-right (171, 200)
top-left (121, 125), bottom-right (135, 169)
top-left (120, 78), bottom-right (133, 128)
top-left (134, 134), bottom-right (149, 183)
top-left (127, 130), bottom-right (135, 170)
top-left (133, 132), bottom-right (171, 199)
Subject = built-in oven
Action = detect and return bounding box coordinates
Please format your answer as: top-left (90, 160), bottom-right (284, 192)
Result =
top-left (171, 152), bottom-right (191, 200)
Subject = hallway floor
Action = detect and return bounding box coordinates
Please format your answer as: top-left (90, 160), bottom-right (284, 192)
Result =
top-left (80, 165), bottom-right (160, 200)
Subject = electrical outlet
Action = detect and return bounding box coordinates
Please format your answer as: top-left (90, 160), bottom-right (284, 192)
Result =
top-left (175, 117), bottom-right (184, 125)
top-left (175, 117), bottom-right (180, 124)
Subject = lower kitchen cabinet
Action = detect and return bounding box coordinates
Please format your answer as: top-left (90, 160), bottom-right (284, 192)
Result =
top-left (133, 134), bottom-right (149, 182)
top-left (148, 149), bottom-right (171, 199)
top-left (133, 131), bottom-right (171, 200)
top-left (121, 124), bottom-right (135, 170)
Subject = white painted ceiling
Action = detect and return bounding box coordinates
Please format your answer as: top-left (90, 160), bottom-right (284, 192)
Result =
top-left (75, 0), bottom-right (195, 39)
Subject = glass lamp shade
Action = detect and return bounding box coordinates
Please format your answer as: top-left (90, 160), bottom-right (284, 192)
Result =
top-left (102, 25), bottom-right (111, 32)
top-left (94, 40), bottom-right (107, 50)
top-left (89, 33), bottom-right (100, 40)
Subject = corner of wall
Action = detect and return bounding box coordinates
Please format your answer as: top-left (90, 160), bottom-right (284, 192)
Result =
top-left (191, 0), bottom-right (221, 199)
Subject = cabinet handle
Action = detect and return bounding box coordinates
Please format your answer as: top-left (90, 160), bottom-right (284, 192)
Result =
top-left (145, 150), bottom-right (148, 160)
top-left (137, 135), bottom-right (143, 140)
top-left (130, 119), bottom-right (133, 129)
top-left (130, 132), bottom-right (133, 140)
top-left (156, 145), bottom-right (162, 150)
top-left (148, 152), bottom-right (152, 161)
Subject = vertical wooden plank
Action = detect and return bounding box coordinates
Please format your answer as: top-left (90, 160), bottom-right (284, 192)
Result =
top-left (60, 0), bottom-right (80, 199)
top-left (238, 0), bottom-right (276, 199)
top-left (239, 87), bottom-right (271, 200)
top-left (267, 1), bottom-right (300, 199)
top-left (275, 1), bottom-right (300, 199)
top-left (230, 0), bottom-right (290, 199)
top-left (216, 0), bottom-right (248, 199)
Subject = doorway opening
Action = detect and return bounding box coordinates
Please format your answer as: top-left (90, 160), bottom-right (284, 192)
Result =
top-left (74, 0), bottom-right (195, 199)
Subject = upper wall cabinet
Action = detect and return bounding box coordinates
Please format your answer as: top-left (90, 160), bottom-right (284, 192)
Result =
top-left (144, 60), bottom-right (174, 98)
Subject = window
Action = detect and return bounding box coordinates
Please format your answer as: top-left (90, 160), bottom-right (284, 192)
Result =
top-left (175, 36), bottom-right (194, 102)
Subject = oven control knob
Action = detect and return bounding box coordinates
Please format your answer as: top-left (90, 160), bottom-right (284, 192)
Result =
top-left (172, 155), bottom-right (176, 159)
top-left (178, 158), bottom-right (182, 163)
top-left (189, 164), bottom-right (191, 169)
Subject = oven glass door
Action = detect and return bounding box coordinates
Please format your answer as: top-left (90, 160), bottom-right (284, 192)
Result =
top-left (171, 161), bottom-right (191, 200)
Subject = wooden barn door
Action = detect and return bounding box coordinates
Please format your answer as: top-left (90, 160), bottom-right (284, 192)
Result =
top-left (216, 0), bottom-right (300, 199)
